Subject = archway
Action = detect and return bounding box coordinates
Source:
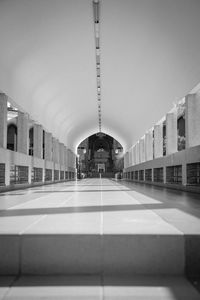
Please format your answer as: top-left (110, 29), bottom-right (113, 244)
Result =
top-left (77, 132), bottom-right (124, 179)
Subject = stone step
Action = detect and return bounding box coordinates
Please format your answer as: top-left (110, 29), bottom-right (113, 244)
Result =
top-left (0, 233), bottom-right (184, 275)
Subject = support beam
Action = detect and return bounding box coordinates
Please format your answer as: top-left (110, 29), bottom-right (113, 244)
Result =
top-left (185, 93), bottom-right (200, 148)
top-left (166, 111), bottom-right (177, 155)
top-left (17, 112), bottom-right (29, 154)
top-left (0, 94), bottom-right (7, 149)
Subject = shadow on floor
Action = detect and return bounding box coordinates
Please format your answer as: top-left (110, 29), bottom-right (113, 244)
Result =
top-left (0, 201), bottom-right (199, 219)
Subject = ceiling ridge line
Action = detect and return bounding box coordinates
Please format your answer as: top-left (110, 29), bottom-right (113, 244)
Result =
top-left (93, 0), bottom-right (102, 133)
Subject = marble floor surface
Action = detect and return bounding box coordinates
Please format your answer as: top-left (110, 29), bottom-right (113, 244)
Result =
top-left (0, 178), bottom-right (200, 298)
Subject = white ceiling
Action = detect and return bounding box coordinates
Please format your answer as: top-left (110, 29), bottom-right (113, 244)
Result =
top-left (0, 0), bottom-right (200, 151)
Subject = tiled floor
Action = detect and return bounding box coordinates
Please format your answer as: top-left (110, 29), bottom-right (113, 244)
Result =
top-left (0, 178), bottom-right (200, 299)
top-left (0, 275), bottom-right (200, 299)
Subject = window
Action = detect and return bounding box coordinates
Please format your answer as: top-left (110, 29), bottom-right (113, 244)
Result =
top-left (187, 163), bottom-right (200, 185)
top-left (7, 124), bottom-right (17, 151)
top-left (139, 170), bottom-right (144, 181)
top-left (153, 168), bottom-right (163, 182)
top-left (54, 170), bottom-right (59, 181)
top-left (60, 171), bottom-right (64, 180)
top-left (45, 169), bottom-right (52, 181)
top-left (32, 168), bottom-right (43, 182)
top-left (145, 169), bottom-right (152, 181)
top-left (166, 165), bottom-right (182, 184)
top-left (10, 165), bottom-right (29, 184)
top-left (0, 164), bottom-right (5, 186)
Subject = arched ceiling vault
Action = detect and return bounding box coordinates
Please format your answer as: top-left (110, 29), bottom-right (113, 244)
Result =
top-left (1, 0), bottom-right (200, 152)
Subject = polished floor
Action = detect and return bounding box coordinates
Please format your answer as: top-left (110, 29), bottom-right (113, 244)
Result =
top-left (0, 178), bottom-right (200, 299)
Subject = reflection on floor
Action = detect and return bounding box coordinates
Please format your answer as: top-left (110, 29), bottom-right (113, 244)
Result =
top-left (0, 178), bottom-right (200, 299)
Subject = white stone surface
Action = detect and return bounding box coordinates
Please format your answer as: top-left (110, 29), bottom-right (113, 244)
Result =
top-left (154, 123), bottom-right (163, 158)
top-left (186, 93), bottom-right (200, 148)
top-left (33, 124), bottom-right (43, 159)
top-left (0, 94), bottom-right (7, 149)
top-left (45, 131), bottom-right (53, 161)
top-left (17, 112), bottom-right (29, 154)
top-left (166, 111), bottom-right (177, 155)
top-left (139, 138), bottom-right (145, 163)
top-left (145, 130), bottom-right (153, 161)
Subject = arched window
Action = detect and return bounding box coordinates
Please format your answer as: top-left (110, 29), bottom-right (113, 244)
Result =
top-left (7, 124), bottom-right (17, 151)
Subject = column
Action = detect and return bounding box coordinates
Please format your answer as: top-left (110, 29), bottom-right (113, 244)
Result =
top-left (145, 130), bottom-right (153, 161)
top-left (56, 139), bottom-right (60, 164)
top-left (44, 132), bottom-right (52, 161)
top-left (17, 112), bottom-right (29, 154)
top-left (52, 137), bottom-right (57, 163)
top-left (166, 111), bottom-right (177, 155)
top-left (59, 143), bottom-right (65, 166)
top-left (139, 138), bottom-right (145, 163)
top-left (154, 124), bottom-right (163, 158)
top-left (64, 146), bottom-right (68, 168)
top-left (33, 124), bottom-right (43, 158)
top-left (182, 163), bottom-right (187, 186)
top-left (128, 149), bottom-right (132, 167)
top-left (185, 93), bottom-right (200, 148)
top-left (0, 93), bottom-right (7, 149)
top-left (126, 151), bottom-right (130, 168)
top-left (135, 142), bottom-right (140, 164)
top-left (124, 152), bottom-right (128, 169)
top-left (131, 146), bottom-right (135, 166)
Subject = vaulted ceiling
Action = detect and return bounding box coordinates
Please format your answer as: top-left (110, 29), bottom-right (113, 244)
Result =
top-left (0, 0), bottom-right (200, 151)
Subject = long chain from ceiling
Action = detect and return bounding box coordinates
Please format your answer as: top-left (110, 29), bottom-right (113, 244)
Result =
top-left (93, 0), bottom-right (102, 133)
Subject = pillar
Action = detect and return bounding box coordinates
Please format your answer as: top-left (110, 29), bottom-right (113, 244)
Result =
top-left (145, 130), bottom-right (153, 161)
top-left (59, 143), bottom-right (65, 166)
top-left (64, 146), bottom-right (68, 168)
top-left (67, 149), bottom-right (71, 169)
top-left (0, 93), bottom-right (7, 149)
top-left (182, 163), bottom-right (187, 186)
top-left (56, 139), bottom-right (60, 164)
top-left (139, 138), bottom-right (145, 163)
top-left (166, 111), bottom-right (177, 155)
top-left (17, 112), bottom-right (29, 154)
top-left (185, 93), bottom-right (200, 148)
top-left (154, 124), bottom-right (163, 158)
top-left (135, 142), bottom-right (140, 164)
top-left (53, 138), bottom-right (58, 164)
top-left (124, 152), bottom-right (128, 169)
top-left (33, 124), bottom-right (43, 158)
top-left (45, 132), bottom-right (52, 161)
top-left (131, 146), bottom-right (135, 166)
top-left (128, 149), bottom-right (132, 167)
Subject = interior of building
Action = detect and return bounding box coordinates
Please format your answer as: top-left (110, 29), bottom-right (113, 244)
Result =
top-left (0, 0), bottom-right (200, 299)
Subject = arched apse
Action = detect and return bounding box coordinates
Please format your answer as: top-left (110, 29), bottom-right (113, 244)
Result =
top-left (69, 122), bottom-right (127, 154)
top-left (77, 132), bottom-right (124, 178)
